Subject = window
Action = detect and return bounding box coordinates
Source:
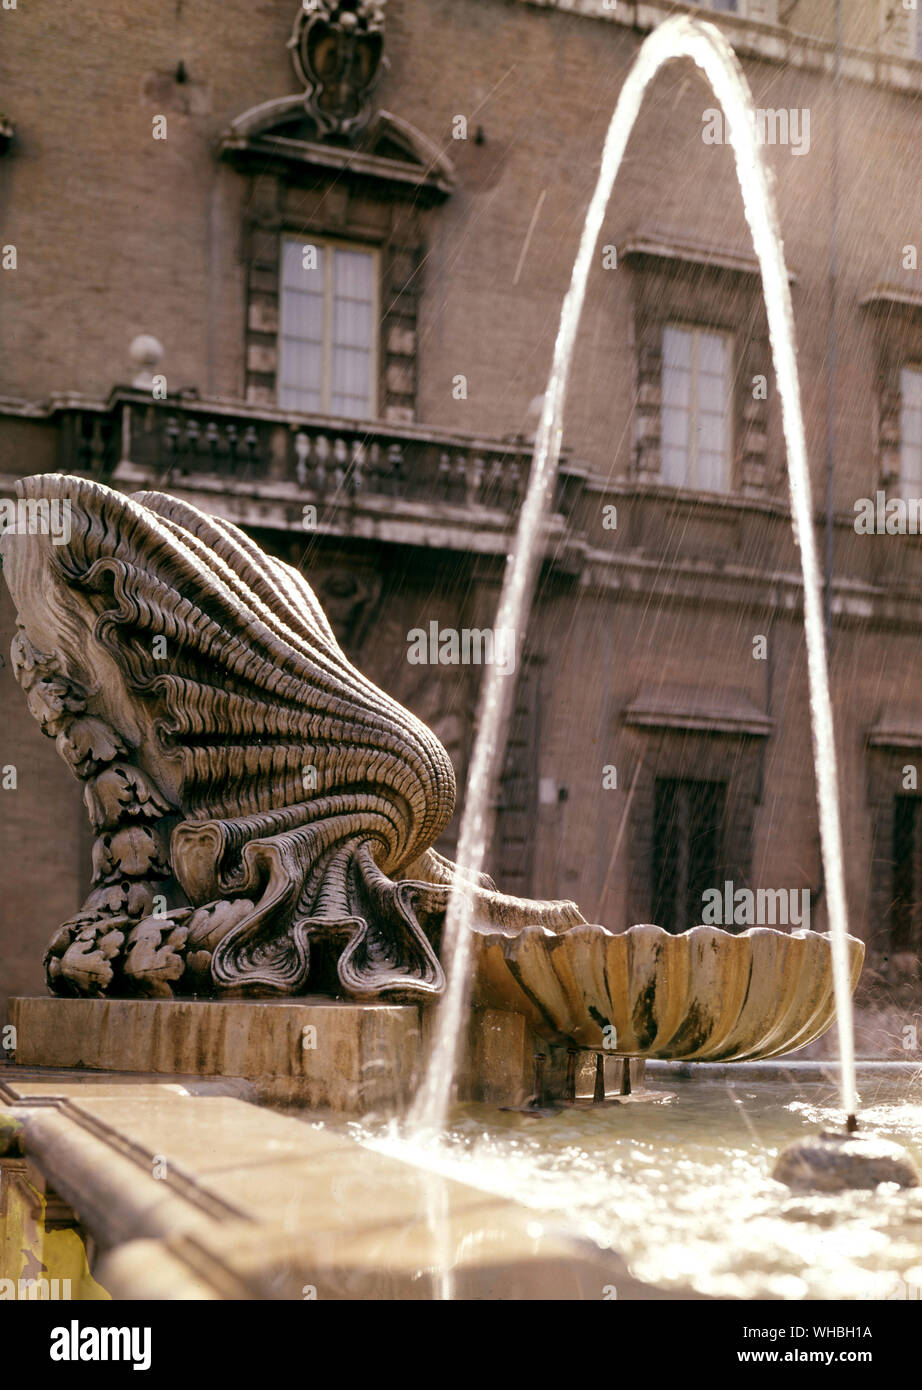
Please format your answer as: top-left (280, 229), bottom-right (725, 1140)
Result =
top-left (661, 324), bottom-right (733, 492)
top-left (652, 778), bottom-right (727, 934)
top-left (880, 0), bottom-right (922, 58)
top-left (694, 0), bottom-right (779, 18)
top-left (279, 237), bottom-right (378, 418)
top-left (899, 367), bottom-right (922, 498)
top-left (891, 795), bottom-right (922, 955)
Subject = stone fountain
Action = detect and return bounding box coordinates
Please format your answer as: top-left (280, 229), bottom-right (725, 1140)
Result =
top-left (1, 473), bottom-right (862, 1111)
top-left (0, 15), bottom-right (912, 1306)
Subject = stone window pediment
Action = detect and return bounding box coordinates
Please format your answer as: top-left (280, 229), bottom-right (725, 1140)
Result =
top-left (223, 4), bottom-right (454, 420)
top-left (624, 683), bottom-right (773, 738)
top-left (220, 99), bottom-right (455, 204)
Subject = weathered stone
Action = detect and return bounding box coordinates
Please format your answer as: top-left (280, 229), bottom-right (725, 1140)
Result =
top-left (1, 474), bottom-right (580, 1004)
top-left (6, 997), bottom-right (654, 1111)
top-left (245, 343), bottom-right (278, 375)
top-left (773, 1129), bottom-right (921, 1192)
top-left (1, 474), bottom-right (864, 1067)
top-left (8, 996), bottom-right (423, 1112)
top-left (0, 1113), bottom-right (25, 1157)
top-left (1, 1071), bottom-right (697, 1301)
top-left (473, 921), bottom-right (864, 1061)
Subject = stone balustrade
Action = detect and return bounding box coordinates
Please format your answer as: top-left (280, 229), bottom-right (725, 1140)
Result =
top-left (53, 388), bottom-right (576, 516)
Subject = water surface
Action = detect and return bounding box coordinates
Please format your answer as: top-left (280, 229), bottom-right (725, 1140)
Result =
top-left (357, 1072), bottom-right (922, 1300)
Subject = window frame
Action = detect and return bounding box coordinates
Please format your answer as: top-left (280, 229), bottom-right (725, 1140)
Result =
top-left (691, 0), bottom-right (780, 20)
top-left (891, 793), bottom-right (922, 955)
top-left (879, 0), bottom-right (922, 59)
top-left (278, 232), bottom-right (381, 421)
top-left (625, 728), bottom-right (759, 931)
top-left (660, 320), bottom-right (735, 494)
top-left (898, 363), bottom-right (922, 498)
top-left (652, 775), bottom-right (728, 934)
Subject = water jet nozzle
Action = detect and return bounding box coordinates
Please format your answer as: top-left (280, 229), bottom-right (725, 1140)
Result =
top-left (773, 1128), bottom-right (919, 1193)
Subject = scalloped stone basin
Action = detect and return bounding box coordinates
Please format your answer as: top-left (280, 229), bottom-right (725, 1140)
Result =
top-left (472, 923), bottom-right (864, 1061)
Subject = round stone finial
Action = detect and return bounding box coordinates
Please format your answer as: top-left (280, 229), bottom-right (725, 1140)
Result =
top-left (773, 1129), bottom-right (921, 1193)
top-left (523, 394), bottom-right (545, 441)
top-left (129, 334), bottom-right (164, 389)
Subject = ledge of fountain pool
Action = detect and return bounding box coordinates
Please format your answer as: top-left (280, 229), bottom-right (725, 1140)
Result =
top-left (0, 1068), bottom-right (705, 1301)
top-left (648, 1060), bottom-right (922, 1080)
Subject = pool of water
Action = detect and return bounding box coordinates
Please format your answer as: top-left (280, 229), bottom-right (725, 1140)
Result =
top-left (346, 1070), bottom-right (922, 1300)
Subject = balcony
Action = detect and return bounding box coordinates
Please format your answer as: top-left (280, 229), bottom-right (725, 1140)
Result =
top-left (8, 387), bottom-right (587, 560)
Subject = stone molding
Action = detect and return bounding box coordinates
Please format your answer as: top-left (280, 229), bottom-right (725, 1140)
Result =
top-left (0, 1066), bottom-right (677, 1300)
top-left (516, 0), bottom-right (922, 96)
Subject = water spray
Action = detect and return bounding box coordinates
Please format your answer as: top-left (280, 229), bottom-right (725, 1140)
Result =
top-left (412, 15), bottom-right (920, 1189)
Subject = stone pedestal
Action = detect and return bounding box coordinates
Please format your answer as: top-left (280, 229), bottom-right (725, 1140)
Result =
top-left (6, 996), bottom-right (646, 1114)
top-left (7, 996), bottom-right (420, 1112)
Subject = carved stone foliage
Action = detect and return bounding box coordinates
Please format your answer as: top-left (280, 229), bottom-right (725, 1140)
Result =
top-left (289, 0), bottom-right (387, 138)
top-left (2, 474), bottom-right (583, 1002)
top-left (10, 631), bottom-right (186, 998)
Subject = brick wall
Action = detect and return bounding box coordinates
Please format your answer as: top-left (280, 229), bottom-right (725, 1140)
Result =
top-left (2, 0), bottom-right (922, 1034)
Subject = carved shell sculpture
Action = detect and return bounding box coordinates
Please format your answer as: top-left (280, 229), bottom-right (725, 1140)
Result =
top-left (474, 922), bottom-right (864, 1060)
top-left (1, 474), bottom-right (581, 1002)
top-left (2, 474), bottom-right (863, 1062)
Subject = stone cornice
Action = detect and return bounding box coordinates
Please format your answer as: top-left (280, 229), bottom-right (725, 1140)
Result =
top-left (618, 230), bottom-right (798, 284)
top-left (516, 1), bottom-right (922, 97)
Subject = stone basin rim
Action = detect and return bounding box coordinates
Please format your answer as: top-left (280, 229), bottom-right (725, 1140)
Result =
top-left (472, 920), bottom-right (865, 1062)
top-left (473, 922), bottom-right (864, 947)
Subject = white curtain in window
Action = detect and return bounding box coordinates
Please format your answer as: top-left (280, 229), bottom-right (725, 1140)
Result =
top-left (900, 368), bottom-right (922, 498)
top-left (660, 324), bottom-right (730, 492)
top-left (278, 240), bottom-right (375, 418)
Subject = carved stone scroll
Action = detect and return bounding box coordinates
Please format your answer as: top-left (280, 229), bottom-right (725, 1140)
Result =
top-left (2, 474), bottom-right (582, 1001)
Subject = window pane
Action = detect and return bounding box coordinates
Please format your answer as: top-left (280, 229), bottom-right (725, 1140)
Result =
top-left (331, 345), bottom-right (371, 402)
top-left (901, 445), bottom-right (922, 495)
top-left (696, 371), bottom-right (726, 413)
top-left (279, 338), bottom-right (323, 391)
top-left (697, 411), bottom-right (726, 454)
top-left (902, 368), bottom-right (922, 408)
top-left (279, 384), bottom-right (323, 413)
top-left (904, 412), bottom-right (922, 447)
top-left (278, 238), bottom-right (376, 417)
top-left (282, 291), bottom-right (324, 341)
top-left (903, 454), bottom-right (922, 496)
top-left (331, 394), bottom-right (368, 419)
top-left (661, 446), bottom-right (689, 487)
top-left (900, 369), bottom-right (922, 492)
top-left (281, 239), bottom-right (324, 292)
top-left (696, 452), bottom-right (727, 492)
top-left (697, 331), bottom-right (726, 375)
top-left (662, 364), bottom-right (691, 410)
top-left (660, 323), bottom-right (731, 493)
top-left (334, 248), bottom-right (373, 300)
top-left (663, 326), bottom-right (692, 369)
top-left (661, 406), bottom-right (689, 449)
top-left (333, 296), bottom-right (373, 349)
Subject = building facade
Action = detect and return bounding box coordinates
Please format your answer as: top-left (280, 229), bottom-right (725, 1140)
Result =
top-left (2, 0), bottom-right (922, 1047)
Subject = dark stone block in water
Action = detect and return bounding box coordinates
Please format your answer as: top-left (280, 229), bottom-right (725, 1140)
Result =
top-left (773, 1130), bottom-right (921, 1192)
